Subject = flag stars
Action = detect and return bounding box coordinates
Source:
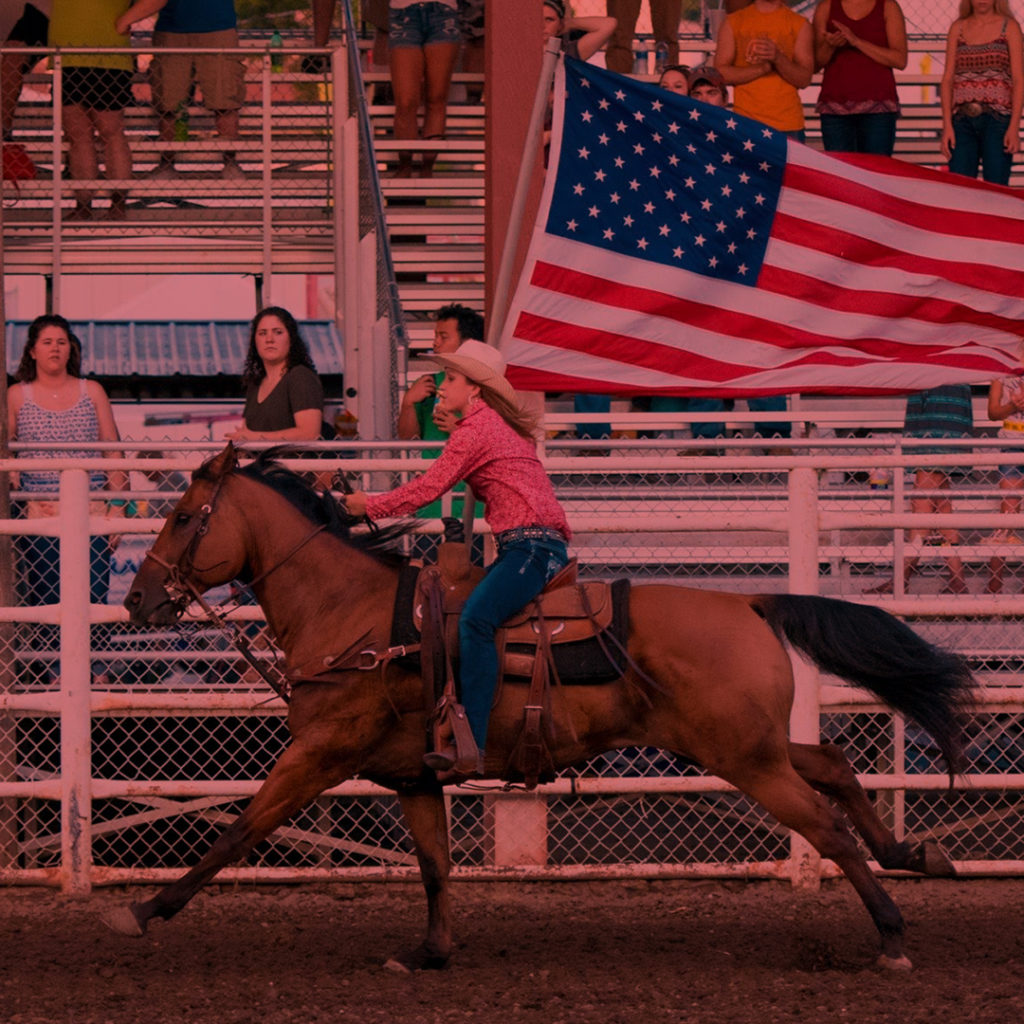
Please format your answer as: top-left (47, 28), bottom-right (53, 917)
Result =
top-left (668, 121), bottom-right (680, 133)
top-left (652, 132), bottom-right (662, 143)
top-left (727, 242), bottom-right (737, 254)
top-left (715, 220), bottom-right (727, 233)
top-left (566, 219), bottom-right (578, 231)
top-left (651, 99), bottom-right (663, 112)
top-left (616, 120), bottom-right (628, 132)
top-left (615, 89), bottom-right (626, 100)
top-left (598, 133), bottom-right (610, 145)
top-left (598, 98), bottom-right (610, 109)
top-left (578, 146), bottom-right (590, 159)
top-left (594, 168), bottom-right (607, 181)
top-left (610, 191), bottom-right (621, 203)
top-left (633, 142), bottom-right (646, 155)
top-left (738, 264), bottom-right (748, 275)
top-left (726, 117), bottom-right (737, 130)
top-left (721, 184), bottom-right (732, 197)
top-left (700, 198), bottom-right (712, 211)
top-left (694, 233), bottom-right (706, 246)
top-left (687, 144), bottom-right (697, 154)
top-left (708, 256), bottom-right (719, 268)
top-left (588, 205), bottom-right (600, 217)
top-left (623, 214), bottom-right (634, 226)
top-left (738, 172), bottom-right (750, 184)
top-left (668, 154), bottom-right (680, 166)
top-left (649, 166), bottom-right (662, 178)
top-left (573, 183), bottom-right (585, 195)
top-left (762, 127), bottom-right (773, 138)
top-left (754, 193), bottom-right (765, 205)
top-left (736, 206), bottom-right (746, 219)
top-left (759, 161), bottom-right (770, 172)
top-left (643, 201), bottom-right (655, 213)
top-left (603, 227), bottom-right (615, 240)
top-left (684, 176), bottom-right (696, 188)
top-left (633, 110), bottom-right (645, 123)
top-left (705, 130), bottom-right (717, 143)
top-left (747, 228), bottom-right (757, 239)
top-left (637, 237), bottom-right (649, 250)
top-left (721, 152), bottom-right (734, 164)
top-left (664, 188), bottom-right (676, 200)
top-left (680, 211), bottom-right (691, 223)
top-left (673, 246), bottom-right (684, 258)
top-left (628, 178), bottom-right (641, 190)
top-left (658, 224), bottom-right (670, 236)
top-left (742, 139), bottom-right (755, 151)
top-left (581, 110), bottom-right (593, 123)
top-left (614, 156), bottom-right (625, 168)
top-left (688, 108), bottom-right (701, 121)
top-left (704, 163), bottom-right (716, 175)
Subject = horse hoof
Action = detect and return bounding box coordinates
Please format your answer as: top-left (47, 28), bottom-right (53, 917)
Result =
top-left (914, 840), bottom-right (956, 878)
top-left (876, 953), bottom-right (913, 971)
top-left (100, 903), bottom-right (146, 937)
top-left (384, 945), bottom-right (450, 973)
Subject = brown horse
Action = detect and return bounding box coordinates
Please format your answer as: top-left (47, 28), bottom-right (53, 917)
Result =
top-left (106, 445), bottom-right (976, 970)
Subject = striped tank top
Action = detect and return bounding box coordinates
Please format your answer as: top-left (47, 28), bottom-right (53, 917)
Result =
top-left (952, 20), bottom-right (1013, 117)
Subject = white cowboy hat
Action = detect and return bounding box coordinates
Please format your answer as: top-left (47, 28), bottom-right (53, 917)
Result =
top-left (431, 339), bottom-right (517, 405)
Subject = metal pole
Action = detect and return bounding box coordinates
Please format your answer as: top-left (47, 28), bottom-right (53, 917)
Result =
top-left (59, 470), bottom-right (92, 894)
top-left (484, 36), bottom-right (561, 350)
top-left (786, 466), bottom-right (822, 890)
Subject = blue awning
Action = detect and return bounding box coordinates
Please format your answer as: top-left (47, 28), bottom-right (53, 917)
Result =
top-left (5, 320), bottom-right (345, 377)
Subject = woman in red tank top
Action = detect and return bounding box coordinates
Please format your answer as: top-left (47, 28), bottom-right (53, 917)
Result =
top-left (812, 0), bottom-right (907, 155)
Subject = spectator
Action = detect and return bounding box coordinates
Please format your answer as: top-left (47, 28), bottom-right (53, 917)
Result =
top-left (388, 0), bottom-right (460, 178)
top-left (1, 2), bottom-right (50, 142)
top-left (50, 0), bottom-right (134, 221)
top-left (657, 61), bottom-right (689, 93)
top-left (398, 302), bottom-right (483, 441)
top-left (7, 314), bottom-right (127, 606)
top-left (543, 2), bottom-right (616, 62)
top-left (116, 0), bottom-right (246, 180)
top-left (985, 371), bottom-right (1024, 593)
top-left (226, 306), bottom-right (325, 443)
top-left (940, 0), bottom-right (1022, 186)
top-left (867, 385), bottom-right (974, 596)
top-left (605, 2), bottom-right (681, 76)
top-left (812, 0), bottom-right (907, 155)
top-left (714, 0), bottom-right (814, 140)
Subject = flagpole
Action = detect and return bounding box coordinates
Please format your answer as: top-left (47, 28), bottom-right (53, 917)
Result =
top-left (485, 35), bottom-right (561, 350)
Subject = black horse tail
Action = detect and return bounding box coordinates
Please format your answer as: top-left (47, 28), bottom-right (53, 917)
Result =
top-left (750, 594), bottom-right (977, 779)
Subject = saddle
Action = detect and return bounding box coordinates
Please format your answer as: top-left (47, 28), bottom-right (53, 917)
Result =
top-left (401, 540), bottom-right (627, 789)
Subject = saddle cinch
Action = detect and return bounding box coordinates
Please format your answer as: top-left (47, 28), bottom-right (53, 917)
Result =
top-left (406, 540), bottom-right (629, 788)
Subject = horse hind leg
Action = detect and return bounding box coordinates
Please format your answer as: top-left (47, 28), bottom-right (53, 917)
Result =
top-left (386, 784), bottom-right (453, 973)
top-left (101, 738), bottom-right (355, 937)
top-left (790, 742), bottom-right (955, 877)
top-left (739, 764), bottom-right (912, 970)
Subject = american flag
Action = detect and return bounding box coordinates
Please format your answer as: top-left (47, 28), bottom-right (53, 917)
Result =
top-left (499, 57), bottom-right (1024, 396)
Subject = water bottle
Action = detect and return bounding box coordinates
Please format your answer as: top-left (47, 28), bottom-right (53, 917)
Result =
top-left (173, 101), bottom-right (189, 141)
top-left (632, 39), bottom-right (649, 76)
top-left (270, 29), bottom-right (284, 72)
top-left (654, 42), bottom-right (669, 76)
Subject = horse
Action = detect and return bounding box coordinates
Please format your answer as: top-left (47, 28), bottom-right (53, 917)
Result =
top-left (106, 444), bottom-right (976, 971)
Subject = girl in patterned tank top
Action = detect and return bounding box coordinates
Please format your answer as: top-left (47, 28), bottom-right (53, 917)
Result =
top-left (940, 0), bottom-right (1023, 185)
top-left (7, 314), bottom-right (126, 605)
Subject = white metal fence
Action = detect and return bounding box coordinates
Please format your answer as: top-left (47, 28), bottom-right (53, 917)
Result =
top-left (2, 438), bottom-right (1023, 893)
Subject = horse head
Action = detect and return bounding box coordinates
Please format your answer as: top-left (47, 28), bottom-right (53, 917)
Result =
top-left (125, 443), bottom-right (249, 625)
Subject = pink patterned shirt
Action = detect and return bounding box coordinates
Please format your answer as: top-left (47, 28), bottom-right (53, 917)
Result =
top-left (366, 402), bottom-right (571, 540)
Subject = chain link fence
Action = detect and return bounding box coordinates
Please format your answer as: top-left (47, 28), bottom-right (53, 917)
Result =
top-left (2, 438), bottom-right (1023, 886)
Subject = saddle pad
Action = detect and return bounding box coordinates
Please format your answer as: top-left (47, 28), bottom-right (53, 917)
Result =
top-left (389, 565), bottom-right (630, 685)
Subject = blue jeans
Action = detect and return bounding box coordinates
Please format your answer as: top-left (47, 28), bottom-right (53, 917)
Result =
top-left (573, 393), bottom-right (611, 439)
top-left (459, 533), bottom-right (569, 749)
top-left (389, 2), bottom-right (461, 48)
top-left (949, 111), bottom-right (1013, 185)
top-left (820, 112), bottom-right (897, 156)
top-left (748, 395), bottom-right (791, 438)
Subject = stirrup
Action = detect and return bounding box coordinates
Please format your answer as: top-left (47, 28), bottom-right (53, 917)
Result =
top-left (423, 742), bottom-right (482, 776)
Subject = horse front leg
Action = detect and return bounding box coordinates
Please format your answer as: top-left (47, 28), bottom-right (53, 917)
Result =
top-left (101, 738), bottom-right (354, 938)
top-left (790, 742), bottom-right (955, 877)
top-left (387, 784), bottom-right (453, 972)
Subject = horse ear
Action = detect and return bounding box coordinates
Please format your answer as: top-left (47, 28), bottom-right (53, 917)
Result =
top-left (208, 442), bottom-right (239, 479)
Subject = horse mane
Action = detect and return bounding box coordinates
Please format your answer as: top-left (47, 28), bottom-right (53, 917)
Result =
top-left (195, 447), bottom-right (413, 566)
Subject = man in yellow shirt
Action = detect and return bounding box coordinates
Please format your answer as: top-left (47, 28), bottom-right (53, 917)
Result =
top-left (713, 0), bottom-right (813, 139)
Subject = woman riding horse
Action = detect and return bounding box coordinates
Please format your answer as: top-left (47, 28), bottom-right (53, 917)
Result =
top-left (345, 340), bottom-right (571, 777)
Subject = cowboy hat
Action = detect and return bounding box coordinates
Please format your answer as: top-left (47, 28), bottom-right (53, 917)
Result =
top-left (432, 339), bottom-right (517, 405)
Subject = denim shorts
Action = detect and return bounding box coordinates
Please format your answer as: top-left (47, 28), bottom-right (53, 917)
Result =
top-left (389, 2), bottom-right (460, 49)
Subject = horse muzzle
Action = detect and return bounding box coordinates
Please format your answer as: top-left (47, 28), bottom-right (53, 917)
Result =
top-left (124, 583), bottom-right (187, 626)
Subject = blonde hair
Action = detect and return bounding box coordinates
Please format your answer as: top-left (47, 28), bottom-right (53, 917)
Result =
top-left (959, 0), bottom-right (1013, 16)
top-left (480, 385), bottom-right (540, 441)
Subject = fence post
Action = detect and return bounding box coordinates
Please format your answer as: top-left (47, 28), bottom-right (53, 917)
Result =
top-left (787, 466), bottom-right (822, 890)
top-left (59, 470), bottom-right (92, 894)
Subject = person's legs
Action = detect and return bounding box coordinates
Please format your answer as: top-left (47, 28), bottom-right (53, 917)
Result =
top-left (914, 469), bottom-right (966, 593)
top-left (605, 0), bottom-right (642, 75)
top-left (420, 40), bottom-right (459, 176)
top-left (747, 395), bottom-right (791, 439)
top-left (62, 100), bottom-right (97, 217)
top-left (819, 113), bottom-right (859, 153)
top-left (458, 537), bottom-right (569, 752)
top-left (194, 35), bottom-right (246, 176)
top-left (856, 112), bottom-right (897, 157)
top-left (90, 108), bottom-right (132, 217)
top-left (948, 114), bottom-right (981, 178)
top-left (149, 39), bottom-right (193, 174)
top-left (988, 473), bottom-right (1024, 593)
top-left (389, 12), bottom-right (426, 178)
top-left (978, 111), bottom-right (1013, 186)
top-left (649, 0), bottom-right (682, 65)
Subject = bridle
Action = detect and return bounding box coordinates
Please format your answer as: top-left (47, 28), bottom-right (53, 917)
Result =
top-left (140, 464), bottom-right (327, 702)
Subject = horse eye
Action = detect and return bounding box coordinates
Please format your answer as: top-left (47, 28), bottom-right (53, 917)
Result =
top-left (174, 512), bottom-right (192, 526)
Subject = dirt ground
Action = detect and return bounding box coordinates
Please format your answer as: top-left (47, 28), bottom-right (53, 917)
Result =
top-left (2, 878), bottom-right (1023, 1024)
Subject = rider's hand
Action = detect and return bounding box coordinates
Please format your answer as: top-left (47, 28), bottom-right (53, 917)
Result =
top-left (345, 490), bottom-right (368, 517)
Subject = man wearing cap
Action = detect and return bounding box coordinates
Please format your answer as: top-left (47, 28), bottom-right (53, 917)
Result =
top-left (687, 63), bottom-right (728, 106)
top-left (345, 340), bottom-right (571, 778)
top-left (713, 0), bottom-right (813, 140)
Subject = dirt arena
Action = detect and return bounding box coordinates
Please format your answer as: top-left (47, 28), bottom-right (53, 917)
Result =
top-left (3, 878), bottom-right (1023, 1024)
